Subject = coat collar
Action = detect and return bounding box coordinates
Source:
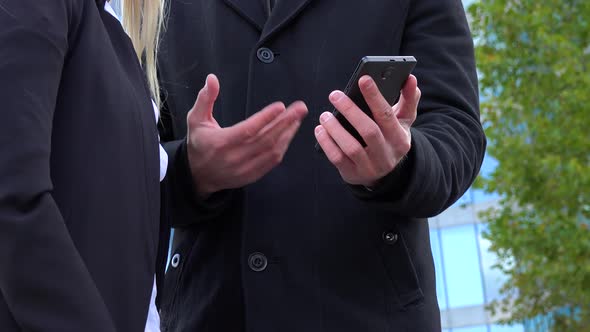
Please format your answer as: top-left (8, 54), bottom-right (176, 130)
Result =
top-left (222, 0), bottom-right (315, 43)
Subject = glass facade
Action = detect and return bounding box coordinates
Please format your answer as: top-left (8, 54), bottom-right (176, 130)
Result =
top-left (430, 153), bottom-right (525, 331)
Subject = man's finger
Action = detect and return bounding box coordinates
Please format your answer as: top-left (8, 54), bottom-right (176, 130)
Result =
top-left (271, 102), bottom-right (310, 152)
top-left (319, 111), bottom-right (371, 167)
top-left (315, 125), bottom-right (355, 173)
top-left (245, 101), bottom-right (308, 156)
top-left (227, 102), bottom-right (287, 143)
top-left (328, 90), bottom-right (384, 148)
top-left (236, 118), bottom-right (305, 184)
top-left (272, 118), bottom-right (303, 159)
top-left (394, 75), bottom-right (420, 128)
top-left (358, 75), bottom-right (398, 130)
top-left (259, 101), bottom-right (308, 136)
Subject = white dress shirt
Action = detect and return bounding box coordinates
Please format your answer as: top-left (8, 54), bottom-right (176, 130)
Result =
top-left (104, 2), bottom-right (166, 331)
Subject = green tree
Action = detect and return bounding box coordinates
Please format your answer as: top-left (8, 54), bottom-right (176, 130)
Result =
top-left (467, 0), bottom-right (590, 331)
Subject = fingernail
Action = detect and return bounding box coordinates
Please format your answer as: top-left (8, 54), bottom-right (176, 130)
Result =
top-left (320, 112), bottom-right (333, 123)
top-left (329, 91), bottom-right (344, 102)
top-left (360, 75), bottom-right (373, 89)
top-left (315, 126), bottom-right (324, 135)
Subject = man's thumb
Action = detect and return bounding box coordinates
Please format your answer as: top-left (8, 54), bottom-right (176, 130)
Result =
top-left (189, 74), bottom-right (220, 123)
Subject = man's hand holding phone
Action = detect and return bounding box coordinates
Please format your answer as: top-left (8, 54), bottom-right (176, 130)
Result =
top-left (314, 74), bottom-right (421, 188)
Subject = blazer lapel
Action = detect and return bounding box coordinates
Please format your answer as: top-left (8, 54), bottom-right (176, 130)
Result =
top-left (260, 0), bottom-right (315, 42)
top-left (222, 0), bottom-right (267, 31)
top-left (96, 0), bottom-right (106, 9)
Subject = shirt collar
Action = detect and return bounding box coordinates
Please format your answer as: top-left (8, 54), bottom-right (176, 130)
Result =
top-left (103, 1), bottom-right (121, 22)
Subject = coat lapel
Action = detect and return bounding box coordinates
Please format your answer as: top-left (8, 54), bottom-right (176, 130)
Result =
top-left (222, 0), bottom-right (316, 42)
top-left (222, 0), bottom-right (267, 31)
top-left (260, 0), bottom-right (315, 42)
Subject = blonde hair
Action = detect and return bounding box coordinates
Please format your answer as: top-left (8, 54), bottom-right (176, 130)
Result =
top-left (120, 0), bottom-right (165, 107)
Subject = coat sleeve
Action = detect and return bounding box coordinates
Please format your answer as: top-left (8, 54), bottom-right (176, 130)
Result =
top-left (0, 1), bottom-right (116, 330)
top-left (161, 139), bottom-right (233, 228)
top-left (351, 0), bottom-right (486, 218)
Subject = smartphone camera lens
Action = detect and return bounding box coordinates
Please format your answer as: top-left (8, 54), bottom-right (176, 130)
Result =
top-left (381, 67), bottom-right (395, 80)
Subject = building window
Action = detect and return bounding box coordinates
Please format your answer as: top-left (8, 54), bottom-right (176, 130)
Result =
top-left (453, 325), bottom-right (489, 332)
top-left (477, 223), bottom-right (508, 303)
top-left (440, 224), bottom-right (485, 308)
top-left (490, 324), bottom-right (525, 332)
top-left (430, 229), bottom-right (449, 310)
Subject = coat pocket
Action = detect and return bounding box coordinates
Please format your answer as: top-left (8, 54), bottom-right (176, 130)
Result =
top-left (160, 228), bottom-right (198, 330)
top-left (375, 224), bottom-right (425, 310)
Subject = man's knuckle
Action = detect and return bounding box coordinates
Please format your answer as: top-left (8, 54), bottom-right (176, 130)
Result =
top-left (330, 152), bottom-right (344, 166)
top-left (243, 127), bottom-right (257, 140)
top-left (400, 139), bottom-right (411, 153)
top-left (344, 144), bottom-right (363, 159)
top-left (263, 134), bottom-right (279, 147)
top-left (381, 106), bottom-right (394, 119)
top-left (379, 159), bottom-right (396, 175)
top-left (361, 125), bottom-right (380, 140)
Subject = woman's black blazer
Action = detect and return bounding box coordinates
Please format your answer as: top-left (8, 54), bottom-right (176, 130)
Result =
top-left (0, 0), bottom-right (175, 331)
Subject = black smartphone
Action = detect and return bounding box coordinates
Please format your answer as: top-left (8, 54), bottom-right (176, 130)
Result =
top-left (317, 56), bottom-right (417, 150)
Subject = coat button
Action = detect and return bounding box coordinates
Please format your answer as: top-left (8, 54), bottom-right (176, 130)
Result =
top-left (248, 252), bottom-right (268, 272)
top-left (171, 253), bottom-right (181, 268)
top-left (383, 232), bottom-right (398, 245)
top-left (256, 47), bottom-right (275, 63)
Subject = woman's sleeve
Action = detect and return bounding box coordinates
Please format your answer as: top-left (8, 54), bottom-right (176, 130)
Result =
top-left (0, 1), bottom-right (116, 330)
